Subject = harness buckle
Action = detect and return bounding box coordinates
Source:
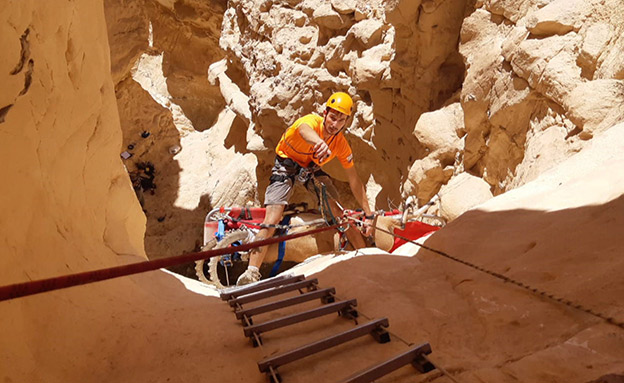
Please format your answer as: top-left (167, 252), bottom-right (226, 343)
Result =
top-left (296, 165), bottom-right (316, 184)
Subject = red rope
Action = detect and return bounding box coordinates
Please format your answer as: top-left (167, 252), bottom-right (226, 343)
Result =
top-left (0, 223), bottom-right (341, 302)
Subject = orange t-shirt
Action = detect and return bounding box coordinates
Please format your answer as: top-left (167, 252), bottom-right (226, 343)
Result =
top-left (275, 114), bottom-right (354, 169)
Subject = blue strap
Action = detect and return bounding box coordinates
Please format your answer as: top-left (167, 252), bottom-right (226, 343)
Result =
top-left (215, 219), bottom-right (225, 241)
top-left (269, 215), bottom-right (292, 277)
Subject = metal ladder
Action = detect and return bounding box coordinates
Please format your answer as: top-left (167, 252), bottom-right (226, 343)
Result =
top-left (220, 275), bottom-right (436, 382)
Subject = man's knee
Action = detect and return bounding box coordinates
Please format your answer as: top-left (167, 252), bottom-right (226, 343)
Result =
top-left (264, 204), bottom-right (286, 224)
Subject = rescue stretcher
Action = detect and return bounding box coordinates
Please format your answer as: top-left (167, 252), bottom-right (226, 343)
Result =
top-left (196, 196), bottom-right (445, 289)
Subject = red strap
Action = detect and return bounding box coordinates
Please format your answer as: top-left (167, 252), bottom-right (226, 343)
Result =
top-left (389, 221), bottom-right (439, 252)
top-left (0, 223), bottom-right (341, 302)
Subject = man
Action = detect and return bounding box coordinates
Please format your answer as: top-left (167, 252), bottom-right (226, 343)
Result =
top-left (236, 92), bottom-right (374, 285)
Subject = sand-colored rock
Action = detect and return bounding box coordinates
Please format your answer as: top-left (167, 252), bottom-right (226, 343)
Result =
top-left (3, 1), bottom-right (624, 382)
top-left (331, 0), bottom-right (358, 14)
top-left (280, 122), bottom-right (624, 383)
top-left (1, 1), bottom-right (146, 280)
top-left (349, 44), bottom-right (392, 87)
top-left (481, 0), bottom-right (552, 23)
top-left (402, 102), bottom-right (464, 204)
top-left (348, 18), bottom-right (385, 48)
top-left (413, 102), bottom-right (464, 155)
top-left (439, 172), bottom-right (494, 221)
top-left (2, 3), bottom-right (262, 383)
top-left (510, 33), bottom-right (581, 103)
top-left (313, 2), bottom-right (349, 29)
top-left (403, 157), bottom-right (455, 206)
top-left (578, 23), bottom-right (614, 78)
top-left (525, 0), bottom-right (591, 36)
top-left (566, 79), bottom-right (624, 138)
top-left (458, 0), bottom-right (624, 196)
top-left (595, 30), bottom-right (624, 80)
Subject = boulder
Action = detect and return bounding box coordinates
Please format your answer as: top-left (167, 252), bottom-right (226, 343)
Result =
top-left (510, 34), bottom-right (581, 104)
top-left (525, 0), bottom-right (591, 36)
top-left (350, 45), bottom-right (392, 87)
top-left (482, 0), bottom-right (553, 23)
top-left (578, 23), bottom-right (614, 78)
top-left (331, 0), bottom-right (357, 14)
top-left (413, 102), bottom-right (464, 156)
top-left (566, 80), bottom-right (624, 138)
top-left (312, 2), bottom-right (349, 30)
top-left (348, 18), bottom-right (385, 48)
top-left (403, 156), bottom-right (455, 205)
top-left (439, 173), bottom-right (493, 221)
top-left (594, 25), bottom-right (624, 80)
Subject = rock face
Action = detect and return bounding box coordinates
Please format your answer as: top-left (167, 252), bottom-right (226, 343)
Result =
top-left (319, 123), bottom-right (624, 383)
top-left (459, 0), bottom-right (624, 195)
top-left (1, 0), bottom-right (146, 281)
top-left (2, 1), bottom-right (624, 382)
top-left (101, 0), bottom-right (624, 269)
top-left (219, 0), bottom-right (471, 208)
top-left (103, 0), bottom-right (473, 259)
top-left (0, 3), bottom-right (262, 383)
top-left (104, 0), bottom-right (265, 259)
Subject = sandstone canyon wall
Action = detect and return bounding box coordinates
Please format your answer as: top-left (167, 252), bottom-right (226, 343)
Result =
top-left (1, 0), bottom-right (145, 286)
top-left (104, 0), bottom-right (624, 260)
top-left (1, 0), bottom-right (623, 382)
top-left (0, 2), bottom-right (260, 382)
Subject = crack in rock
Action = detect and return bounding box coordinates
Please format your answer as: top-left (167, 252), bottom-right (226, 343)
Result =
top-left (0, 104), bottom-right (13, 124)
top-left (10, 28), bottom-right (30, 75)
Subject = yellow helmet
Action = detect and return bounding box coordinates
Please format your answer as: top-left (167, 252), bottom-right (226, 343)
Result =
top-left (326, 92), bottom-right (353, 116)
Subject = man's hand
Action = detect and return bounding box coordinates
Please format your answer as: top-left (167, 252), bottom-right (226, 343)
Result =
top-left (363, 215), bottom-right (374, 237)
top-left (313, 140), bottom-right (331, 163)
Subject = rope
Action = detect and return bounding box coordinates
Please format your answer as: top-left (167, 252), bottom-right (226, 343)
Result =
top-left (0, 223), bottom-right (342, 302)
top-left (349, 216), bottom-right (624, 331)
top-left (320, 184), bottom-right (339, 227)
top-left (421, 355), bottom-right (461, 383)
top-left (238, 302), bottom-right (270, 360)
top-left (306, 177), bottom-right (351, 235)
top-left (225, 215), bottom-right (328, 231)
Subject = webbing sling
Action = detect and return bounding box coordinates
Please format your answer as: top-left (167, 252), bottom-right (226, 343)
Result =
top-left (269, 215), bottom-right (293, 277)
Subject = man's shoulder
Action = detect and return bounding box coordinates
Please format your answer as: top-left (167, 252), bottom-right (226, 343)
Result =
top-left (295, 113), bottom-right (323, 127)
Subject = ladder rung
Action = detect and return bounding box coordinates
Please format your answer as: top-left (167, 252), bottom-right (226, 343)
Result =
top-left (243, 299), bottom-right (357, 337)
top-left (258, 318), bottom-right (389, 373)
top-left (220, 275), bottom-right (305, 300)
top-left (229, 278), bottom-right (318, 307)
top-left (235, 288), bottom-right (336, 319)
top-left (340, 343), bottom-right (433, 383)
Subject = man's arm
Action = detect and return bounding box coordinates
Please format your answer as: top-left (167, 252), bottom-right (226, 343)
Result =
top-left (344, 165), bottom-right (374, 236)
top-left (344, 166), bottom-right (372, 215)
top-left (298, 124), bottom-right (331, 162)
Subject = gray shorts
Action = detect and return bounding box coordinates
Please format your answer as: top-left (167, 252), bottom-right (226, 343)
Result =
top-left (264, 156), bottom-right (339, 206)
